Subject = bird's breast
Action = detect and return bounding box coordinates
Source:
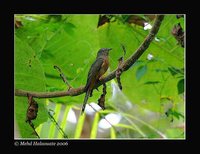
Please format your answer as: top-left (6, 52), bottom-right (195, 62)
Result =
top-left (99, 57), bottom-right (109, 77)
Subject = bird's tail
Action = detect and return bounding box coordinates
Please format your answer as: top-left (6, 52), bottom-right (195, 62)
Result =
top-left (81, 90), bottom-right (90, 115)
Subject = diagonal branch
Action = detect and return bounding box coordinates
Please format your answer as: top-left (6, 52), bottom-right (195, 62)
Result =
top-left (15, 15), bottom-right (164, 99)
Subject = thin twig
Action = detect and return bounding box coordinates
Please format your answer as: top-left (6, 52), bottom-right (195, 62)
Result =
top-left (15, 15), bottom-right (164, 99)
top-left (28, 121), bottom-right (40, 138)
top-left (115, 44), bottom-right (126, 90)
top-left (48, 110), bottom-right (68, 138)
top-left (121, 44), bottom-right (126, 57)
top-left (54, 65), bottom-right (72, 90)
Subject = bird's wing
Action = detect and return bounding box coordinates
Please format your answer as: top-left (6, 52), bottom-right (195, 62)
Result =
top-left (85, 57), bottom-right (104, 90)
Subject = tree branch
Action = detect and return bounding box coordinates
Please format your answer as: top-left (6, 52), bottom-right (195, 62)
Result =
top-left (15, 15), bottom-right (164, 99)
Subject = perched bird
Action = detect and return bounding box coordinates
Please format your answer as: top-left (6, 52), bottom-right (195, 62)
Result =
top-left (81, 48), bottom-right (112, 114)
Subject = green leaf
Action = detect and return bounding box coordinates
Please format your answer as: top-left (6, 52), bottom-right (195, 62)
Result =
top-left (90, 113), bottom-right (100, 139)
top-left (166, 108), bottom-right (184, 120)
top-left (110, 127), bottom-right (116, 139)
top-left (57, 105), bottom-right (71, 138)
top-left (132, 60), bottom-right (145, 67)
top-left (15, 19), bottom-right (61, 58)
top-left (136, 65), bottom-right (147, 80)
top-left (166, 128), bottom-right (184, 138)
top-left (39, 15), bottom-right (100, 104)
top-left (115, 123), bottom-right (136, 131)
top-left (168, 66), bottom-right (184, 76)
top-left (35, 124), bottom-right (43, 137)
top-left (177, 79), bottom-right (184, 94)
top-left (74, 114), bottom-right (86, 138)
top-left (14, 36), bottom-right (48, 138)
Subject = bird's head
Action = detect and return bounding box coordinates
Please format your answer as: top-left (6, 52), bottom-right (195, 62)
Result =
top-left (97, 48), bottom-right (112, 57)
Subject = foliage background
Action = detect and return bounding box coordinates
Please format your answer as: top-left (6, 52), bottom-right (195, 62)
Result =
top-left (14, 14), bottom-right (185, 139)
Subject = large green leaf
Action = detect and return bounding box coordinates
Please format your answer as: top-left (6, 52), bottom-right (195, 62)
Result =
top-left (14, 36), bottom-right (48, 138)
top-left (15, 16), bottom-right (58, 58)
top-left (38, 15), bottom-right (102, 104)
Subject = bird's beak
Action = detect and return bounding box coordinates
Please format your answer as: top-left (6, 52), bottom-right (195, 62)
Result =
top-left (108, 48), bottom-right (112, 51)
